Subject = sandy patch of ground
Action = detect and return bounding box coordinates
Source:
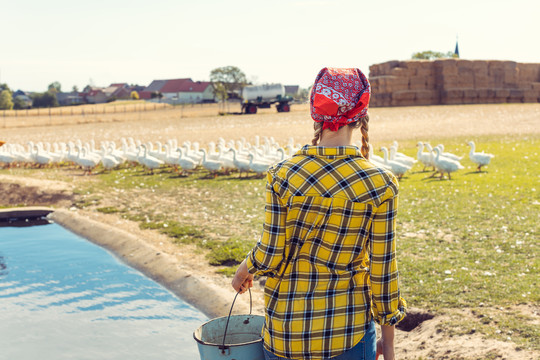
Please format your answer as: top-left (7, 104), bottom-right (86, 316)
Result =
top-left (2, 103), bottom-right (539, 149)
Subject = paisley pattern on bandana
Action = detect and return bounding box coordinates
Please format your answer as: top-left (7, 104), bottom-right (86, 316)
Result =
top-left (310, 67), bottom-right (371, 131)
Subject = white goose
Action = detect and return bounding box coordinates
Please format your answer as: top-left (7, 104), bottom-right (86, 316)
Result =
top-left (199, 148), bottom-right (223, 176)
top-left (436, 144), bottom-right (462, 161)
top-left (75, 147), bottom-right (100, 175)
top-left (121, 141), bottom-right (139, 163)
top-left (380, 147), bottom-right (411, 180)
top-left (6, 144), bottom-right (32, 164)
top-left (0, 145), bottom-right (16, 167)
top-left (229, 147), bottom-right (251, 177)
top-left (162, 144), bottom-right (181, 166)
top-left (391, 141), bottom-right (417, 164)
top-left (176, 148), bottom-right (198, 173)
top-left (216, 145), bottom-right (236, 172)
top-left (390, 145), bottom-right (416, 167)
top-left (468, 141), bottom-right (494, 172)
top-left (33, 144), bottom-right (53, 167)
top-left (182, 143), bottom-right (203, 164)
top-left (100, 147), bottom-right (121, 170)
top-left (367, 144), bottom-right (391, 170)
top-left (433, 147), bottom-right (464, 180)
top-left (416, 142), bottom-right (435, 171)
top-left (138, 144), bottom-right (164, 174)
top-left (247, 153), bottom-right (270, 176)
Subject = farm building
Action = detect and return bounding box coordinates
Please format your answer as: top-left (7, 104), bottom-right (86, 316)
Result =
top-left (103, 83), bottom-right (132, 100)
top-left (140, 78), bottom-right (215, 103)
top-left (56, 92), bottom-right (84, 106)
top-left (84, 88), bottom-right (108, 104)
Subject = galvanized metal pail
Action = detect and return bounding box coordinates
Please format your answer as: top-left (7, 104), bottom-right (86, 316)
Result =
top-left (193, 290), bottom-right (265, 360)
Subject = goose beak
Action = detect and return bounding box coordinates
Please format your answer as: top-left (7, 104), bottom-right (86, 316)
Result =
top-left (0, 141), bottom-right (5, 147)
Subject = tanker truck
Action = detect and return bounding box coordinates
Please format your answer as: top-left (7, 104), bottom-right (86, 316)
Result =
top-left (241, 84), bottom-right (292, 114)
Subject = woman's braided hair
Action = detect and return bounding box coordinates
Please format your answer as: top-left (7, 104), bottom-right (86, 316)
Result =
top-left (311, 115), bottom-right (370, 159)
top-left (311, 121), bottom-right (323, 146)
top-left (358, 115), bottom-right (370, 159)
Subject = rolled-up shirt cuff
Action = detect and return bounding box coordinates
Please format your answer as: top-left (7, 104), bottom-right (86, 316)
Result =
top-left (246, 253), bottom-right (259, 275)
top-left (374, 297), bottom-right (407, 326)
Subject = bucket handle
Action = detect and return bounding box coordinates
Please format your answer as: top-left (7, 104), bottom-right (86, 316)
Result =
top-left (220, 288), bottom-right (252, 352)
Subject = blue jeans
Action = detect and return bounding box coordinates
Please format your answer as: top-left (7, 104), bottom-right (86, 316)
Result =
top-left (263, 320), bottom-right (376, 360)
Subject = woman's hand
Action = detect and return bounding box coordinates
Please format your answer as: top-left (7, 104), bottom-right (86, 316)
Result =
top-left (231, 259), bottom-right (254, 294)
top-left (376, 325), bottom-right (395, 360)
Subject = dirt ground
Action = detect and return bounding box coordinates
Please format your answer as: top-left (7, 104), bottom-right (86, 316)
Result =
top-left (1, 103), bottom-right (539, 359)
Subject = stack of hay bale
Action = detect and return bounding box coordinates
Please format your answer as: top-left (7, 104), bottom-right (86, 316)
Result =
top-left (369, 59), bottom-right (540, 107)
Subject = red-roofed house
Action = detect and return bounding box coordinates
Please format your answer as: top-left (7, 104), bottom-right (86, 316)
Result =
top-left (141, 78), bottom-right (215, 103)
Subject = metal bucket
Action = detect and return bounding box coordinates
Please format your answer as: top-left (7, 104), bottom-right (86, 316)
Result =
top-left (193, 290), bottom-right (265, 360)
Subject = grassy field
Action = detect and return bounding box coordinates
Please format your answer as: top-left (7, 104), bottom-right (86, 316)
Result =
top-left (2, 131), bottom-right (538, 351)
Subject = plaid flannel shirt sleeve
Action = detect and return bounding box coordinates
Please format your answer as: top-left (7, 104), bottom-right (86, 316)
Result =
top-left (246, 169), bottom-right (287, 276)
top-left (370, 178), bottom-right (407, 326)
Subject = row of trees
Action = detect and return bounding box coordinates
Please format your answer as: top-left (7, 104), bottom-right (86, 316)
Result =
top-left (0, 82), bottom-right (62, 110)
top-left (411, 50), bottom-right (458, 60)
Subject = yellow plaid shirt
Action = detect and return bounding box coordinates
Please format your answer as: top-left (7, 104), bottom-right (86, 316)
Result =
top-left (246, 145), bottom-right (406, 359)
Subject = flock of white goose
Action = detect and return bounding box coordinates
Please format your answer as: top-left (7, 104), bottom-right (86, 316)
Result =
top-left (0, 137), bottom-right (493, 180)
top-left (369, 140), bottom-right (494, 180)
top-left (0, 137), bottom-right (298, 177)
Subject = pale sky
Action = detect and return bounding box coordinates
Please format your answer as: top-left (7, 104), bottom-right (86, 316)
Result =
top-left (2, 0), bottom-right (539, 92)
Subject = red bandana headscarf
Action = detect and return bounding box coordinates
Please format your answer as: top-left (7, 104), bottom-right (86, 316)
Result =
top-left (310, 67), bottom-right (371, 132)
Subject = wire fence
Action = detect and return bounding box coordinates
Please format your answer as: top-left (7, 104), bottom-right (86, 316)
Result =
top-left (1, 101), bottom-right (248, 128)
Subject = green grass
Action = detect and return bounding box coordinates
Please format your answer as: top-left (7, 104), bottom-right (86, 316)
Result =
top-left (395, 136), bottom-right (539, 310)
top-left (206, 236), bottom-right (256, 266)
top-left (139, 220), bottom-right (205, 244)
top-left (96, 206), bottom-right (124, 214)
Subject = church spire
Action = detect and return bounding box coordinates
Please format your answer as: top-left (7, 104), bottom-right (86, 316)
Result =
top-left (454, 36), bottom-right (460, 58)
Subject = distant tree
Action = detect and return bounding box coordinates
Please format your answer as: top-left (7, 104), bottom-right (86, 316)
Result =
top-left (0, 90), bottom-right (14, 110)
top-left (48, 81), bottom-right (62, 93)
top-left (13, 96), bottom-right (30, 110)
top-left (0, 83), bottom-right (11, 92)
top-left (130, 91), bottom-right (139, 100)
top-left (209, 66), bottom-right (247, 102)
top-left (31, 91), bottom-right (59, 108)
top-left (411, 50), bottom-right (458, 60)
top-left (72, 85), bottom-right (79, 93)
top-left (296, 88), bottom-right (310, 102)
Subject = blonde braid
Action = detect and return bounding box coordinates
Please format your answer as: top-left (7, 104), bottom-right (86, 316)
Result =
top-left (312, 121), bottom-right (323, 146)
top-left (359, 115), bottom-right (370, 159)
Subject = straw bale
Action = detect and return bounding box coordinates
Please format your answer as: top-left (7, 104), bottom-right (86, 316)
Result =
top-left (416, 65), bottom-right (434, 77)
top-left (516, 64), bottom-right (540, 83)
top-left (495, 89), bottom-right (510, 98)
top-left (463, 89), bottom-right (478, 104)
top-left (393, 90), bottom-right (416, 102)
top-left (472, 61), bottom-right (489, 77)
top-left (474, 75), bottom-right (490, 88)
top-left (440, 75), bottom-right (459, 88)
top-left (523, 90), bottom-right (539, 103)
top-left (408, 76), bottom-right (427, 90)
top-left (441, 89), bottom-right (464, 104)
top-left (415, 90), bottom-right (438, 105)
top-left (508, 89), bottom-right (525, 103)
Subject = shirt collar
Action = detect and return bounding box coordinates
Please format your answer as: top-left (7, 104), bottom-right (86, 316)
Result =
top-left (295, 145), bottom-right (364, 159)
